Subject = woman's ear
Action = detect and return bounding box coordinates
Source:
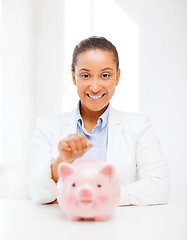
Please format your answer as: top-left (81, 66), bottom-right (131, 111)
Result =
top-left (72, 71), bottom-right (77, 86)
top-left (115, 69), bottom-right (120, 86)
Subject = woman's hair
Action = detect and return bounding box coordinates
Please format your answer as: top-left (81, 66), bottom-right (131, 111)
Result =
top-left (71, 36), bottom-right (119, 72)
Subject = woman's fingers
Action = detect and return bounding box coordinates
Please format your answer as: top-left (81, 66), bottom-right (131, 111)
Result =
top-left (59, 133), bottom-right (92, 153)
top-left (58, 140), bottom-right (71, 151)
top-left (57, 133), bottom-right (92, 163)
top-left (74, 133), bottom-right (90, 152)
top-left (86, 141), bottom-right (92, 149)
top-left (65, 134), bottom-right (78, 152)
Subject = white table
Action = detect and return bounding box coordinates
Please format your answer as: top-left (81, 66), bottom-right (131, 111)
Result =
top-left (0, 200), bottom-right (187, 240)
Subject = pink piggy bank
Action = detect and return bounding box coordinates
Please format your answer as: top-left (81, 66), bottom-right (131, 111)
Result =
top-left (57, 160), bottom-right (120, 221)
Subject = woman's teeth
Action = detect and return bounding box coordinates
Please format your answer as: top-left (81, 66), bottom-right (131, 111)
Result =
top-left (87, 94), bottom-right (104, 99)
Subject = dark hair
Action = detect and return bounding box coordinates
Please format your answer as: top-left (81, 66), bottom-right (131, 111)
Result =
top-left (71, 36), bottom-right (119, 72)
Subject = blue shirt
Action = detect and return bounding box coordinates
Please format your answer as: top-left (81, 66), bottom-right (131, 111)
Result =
top-left (75, 103), bottom-right (110, 162)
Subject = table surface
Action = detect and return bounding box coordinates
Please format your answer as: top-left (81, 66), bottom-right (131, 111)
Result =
top-left (0, 200), bottom-right (187, 240)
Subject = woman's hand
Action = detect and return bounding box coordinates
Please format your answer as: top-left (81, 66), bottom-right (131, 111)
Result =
top-left (58, 133), bottom-right (92, 163)
top-left (51, 133), bottom-right (92, 183)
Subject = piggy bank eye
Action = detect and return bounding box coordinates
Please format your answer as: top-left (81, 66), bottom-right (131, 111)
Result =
top-left (97, 184), bottom-right (102, 188)
top-left (72, 183), bottom-right (76, 187)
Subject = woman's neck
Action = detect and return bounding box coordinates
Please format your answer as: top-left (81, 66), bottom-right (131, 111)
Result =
top-left (79, 103), bottom-right (108, 133)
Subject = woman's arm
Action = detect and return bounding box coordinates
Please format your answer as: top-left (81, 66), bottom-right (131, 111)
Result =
top-left (119, 116), bottom-right (170, 206)
top-left (28, 118), bottom-right (91, 204)
top-left (28, 118), bottom-right (57, 204)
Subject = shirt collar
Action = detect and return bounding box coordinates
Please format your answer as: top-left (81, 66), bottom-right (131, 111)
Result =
top-left (76, 101), bottom-right (110, 130)
top-left (76, 101), bottom-right (83, 128)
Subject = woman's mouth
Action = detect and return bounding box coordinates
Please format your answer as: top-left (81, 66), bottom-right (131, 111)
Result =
top-left (86, 93), bottom-right (105, 100)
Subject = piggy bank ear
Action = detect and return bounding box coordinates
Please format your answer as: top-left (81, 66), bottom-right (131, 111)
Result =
top-left (99, 165), bottom-right (114, 182)
top-left (58, 162), bottom-right (75, 181)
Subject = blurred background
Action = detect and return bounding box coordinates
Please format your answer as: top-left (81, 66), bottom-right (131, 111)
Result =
top-left (0, 0), bottom-right (186, 203)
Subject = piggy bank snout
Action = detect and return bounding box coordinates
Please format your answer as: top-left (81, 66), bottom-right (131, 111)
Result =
top-left (78, 188), bottom-right (93, 208)
top-left (78, 188), bottom-right (92, 199)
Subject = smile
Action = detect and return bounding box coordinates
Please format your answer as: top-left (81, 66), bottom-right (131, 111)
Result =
top-left (86, 93), bottom-right (105, 100)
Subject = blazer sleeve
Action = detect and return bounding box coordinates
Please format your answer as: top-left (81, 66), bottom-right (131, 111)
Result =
top-left (118, 115), bottom-right (170, 206)
top-left (28, 118), bottom-right (57, 204)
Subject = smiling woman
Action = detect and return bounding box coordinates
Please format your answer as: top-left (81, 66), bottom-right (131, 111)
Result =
top-left (28, 36), bottom-right (170, 206)
top-left (72, 49), bottom-right (120, 121)
top-left (71, 37), bottom-right (120, 122)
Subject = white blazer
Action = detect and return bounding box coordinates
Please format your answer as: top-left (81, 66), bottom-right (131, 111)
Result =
top-left (28, 106), bottom-right (170, 205)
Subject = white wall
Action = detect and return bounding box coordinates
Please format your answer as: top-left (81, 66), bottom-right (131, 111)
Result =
top-left (33, 0), bottom-right (64, 119)
top-left (1, 0), bottom-right (33, 165)
top-left (0, 0), bottom-right (64, 199)
top-left (0, 0), bottom-right (2, 164)
top-left (116, 0), bottom-right (187, 203)
top-left (0, 0), bottom-right (33, 199)
top-left (0, 0), bottom-right (64, 163)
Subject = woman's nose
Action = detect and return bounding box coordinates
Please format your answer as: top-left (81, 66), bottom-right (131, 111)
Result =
top-left (89, 78), bottom-right (101, 92)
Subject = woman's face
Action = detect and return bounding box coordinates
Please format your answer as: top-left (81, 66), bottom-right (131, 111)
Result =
top-left (72, 49), bottom-right (120, 115)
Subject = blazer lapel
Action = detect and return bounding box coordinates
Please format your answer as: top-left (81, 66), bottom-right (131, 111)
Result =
top-left (60, 108), bottom-right (77, 139)
top-left (106, 107), bottom-right (123, 165)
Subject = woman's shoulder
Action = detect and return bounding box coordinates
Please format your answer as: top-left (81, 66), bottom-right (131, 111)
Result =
top-left (110, 107), bottom-right (151, 136)
top-left (110, 107), bottom-right (148, 124)
top-left (35, 109), bottom-right (76, 129)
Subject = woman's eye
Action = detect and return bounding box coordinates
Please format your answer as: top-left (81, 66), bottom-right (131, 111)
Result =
top-left (102, 73), bottom-right (110, 78)
top-left (81, 74), bottom-right (89, 78)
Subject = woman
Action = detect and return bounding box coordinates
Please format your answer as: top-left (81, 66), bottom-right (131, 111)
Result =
top-left (28, 36), bottom-right (170, 205)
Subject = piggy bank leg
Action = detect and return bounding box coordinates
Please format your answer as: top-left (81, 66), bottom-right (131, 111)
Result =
top-left (95, 215), bottom-right (109, 221)
top-left (68, 215), bottom-right (83, 221)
